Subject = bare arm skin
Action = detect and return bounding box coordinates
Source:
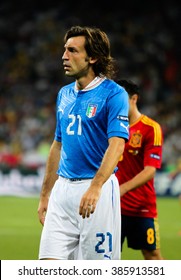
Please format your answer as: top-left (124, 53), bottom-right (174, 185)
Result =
top-left (37, 140), bottom-right (61, 225)
top-left (79, 137), bottom-right (125, 219)
top-left (120, 166), bottom-right (156, 197)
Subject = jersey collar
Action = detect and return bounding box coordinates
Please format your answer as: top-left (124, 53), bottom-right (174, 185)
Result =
top-left (74, 76), bottom-right (106, 92)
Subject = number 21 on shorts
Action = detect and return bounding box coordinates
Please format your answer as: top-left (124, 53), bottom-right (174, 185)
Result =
top-left (95, 232), bottom-right (112, 258)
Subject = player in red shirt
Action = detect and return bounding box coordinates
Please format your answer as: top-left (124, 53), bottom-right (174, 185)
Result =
top-left (116, 79), bottom-right (164, 260)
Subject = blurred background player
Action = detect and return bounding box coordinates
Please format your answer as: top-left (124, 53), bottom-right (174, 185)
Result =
top-left (116, 79), bottom-right (164, 260)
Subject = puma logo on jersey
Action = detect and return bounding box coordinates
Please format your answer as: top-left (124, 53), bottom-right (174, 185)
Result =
top-left (58, 105), bottom-right (64, 114)
top-left (120, 122), bottom-right (129, 132)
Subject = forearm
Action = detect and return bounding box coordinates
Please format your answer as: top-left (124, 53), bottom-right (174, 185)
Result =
top-left (40, 140), bottom-right (61, 199)
top-left (120, 166), bottom-right (156, 196)
top-left (91, 137), bottom-right (125, 188)
top-left (79, 137), bottom-right (125, 218)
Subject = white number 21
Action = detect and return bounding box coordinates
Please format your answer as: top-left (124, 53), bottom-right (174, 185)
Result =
top-left (66, 114), bottom-right (82, 135)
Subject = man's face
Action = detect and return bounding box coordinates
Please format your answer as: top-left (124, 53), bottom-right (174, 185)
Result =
top-left (62, 36), bottom-right (91, 79)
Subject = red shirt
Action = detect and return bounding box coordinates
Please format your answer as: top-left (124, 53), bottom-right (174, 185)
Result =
top-left (116, 114), bottom-right (163, 218)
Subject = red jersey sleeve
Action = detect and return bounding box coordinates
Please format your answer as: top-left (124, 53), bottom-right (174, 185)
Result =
top-left (142, 117), bottom-right (163, 169)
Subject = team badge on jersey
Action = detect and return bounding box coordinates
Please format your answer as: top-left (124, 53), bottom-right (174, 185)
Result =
top-left (86, 104), bottom-right (97, 118)
top-left (129, 130), bottom-right (142, 147)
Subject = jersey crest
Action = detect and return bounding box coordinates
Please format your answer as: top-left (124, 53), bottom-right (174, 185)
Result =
top-left (129, 130), bottom-right (142, 147)
top-left (86, 104), bottom-right (97, 118)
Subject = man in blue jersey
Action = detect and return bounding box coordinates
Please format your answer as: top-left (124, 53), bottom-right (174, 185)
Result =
top-left (38, 26), bottom-right (129, 260)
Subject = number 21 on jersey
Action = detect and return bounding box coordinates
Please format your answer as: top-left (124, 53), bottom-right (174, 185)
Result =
top-left (66, 114), bottom-right (82, 135)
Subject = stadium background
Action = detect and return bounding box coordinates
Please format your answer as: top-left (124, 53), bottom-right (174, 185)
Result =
top-left (0, 0), bottom-right (181, 259)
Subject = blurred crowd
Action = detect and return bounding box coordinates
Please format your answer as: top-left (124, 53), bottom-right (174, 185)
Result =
top-left (0, 0), bottom-right (180, 173)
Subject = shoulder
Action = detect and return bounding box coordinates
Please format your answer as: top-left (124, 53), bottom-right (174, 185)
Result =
top-left (141, 115), bottom-right (161, 130)
top-left (103, 79), bottom-right (126, 92)
top-left (58, 81), bottom-right (75, 93)
top-left (141, 115), bottom-right (162, 145)
top-left (57, 82), bottom-right (75, 99)
top-left (102, 79), bottom-right (128, 99)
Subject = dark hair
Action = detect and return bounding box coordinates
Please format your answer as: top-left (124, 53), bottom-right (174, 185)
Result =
top-left (64, 25), bottom-right (116, 79)
top-left (116, 79), bottom-right (140, 97)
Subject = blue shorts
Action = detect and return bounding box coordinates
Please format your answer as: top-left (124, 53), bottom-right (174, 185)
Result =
top-left (121, 215), bottom-right (161, 251)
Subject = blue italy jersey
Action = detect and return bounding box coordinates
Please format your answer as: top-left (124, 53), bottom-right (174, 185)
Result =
top-left (54, 77), bottom-right (129, 178)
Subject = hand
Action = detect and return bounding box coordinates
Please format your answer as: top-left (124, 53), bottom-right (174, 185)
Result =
top-left (79, 185), bottom-right (101, 219)
top-left (37, 197), bottom-right (49, 225)
top-left (120, 182), bottom-right (129, 197)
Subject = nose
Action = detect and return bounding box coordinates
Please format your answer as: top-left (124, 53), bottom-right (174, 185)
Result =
top-left (62, 49), bottom-right (68, 60)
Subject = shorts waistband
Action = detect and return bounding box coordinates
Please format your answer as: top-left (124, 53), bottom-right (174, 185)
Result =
top-left (60, 176), bottom-right (92, 182)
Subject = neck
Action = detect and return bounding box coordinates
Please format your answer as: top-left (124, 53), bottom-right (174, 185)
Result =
top-left (76, 72), bottom-right (96, 90)
top-left (129, 109), bottom-right (142, 125)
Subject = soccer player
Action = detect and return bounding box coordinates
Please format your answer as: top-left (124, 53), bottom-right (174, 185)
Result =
top-left (37, 26), bottom-right (129, 260)
top-left (116, 79), bottom-right (164, 260)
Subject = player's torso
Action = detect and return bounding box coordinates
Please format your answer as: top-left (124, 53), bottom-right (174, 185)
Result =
top-left (118, 115), bottom-right (159, 217)
top-left (56, 79), bottom-right (126, 178)
top-left (57, 83), bottom-right (109, 144)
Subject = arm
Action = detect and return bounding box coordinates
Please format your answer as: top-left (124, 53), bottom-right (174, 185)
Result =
top-left (120, 165), bottom-right (156, 197)
top-left (79, 136), bottom-right (125, 218)
top-left (37, 140), bottom-right (61, 225)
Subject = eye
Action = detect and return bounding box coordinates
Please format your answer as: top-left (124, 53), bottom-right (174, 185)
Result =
top-left (68, 47), bottom-right (77, 53)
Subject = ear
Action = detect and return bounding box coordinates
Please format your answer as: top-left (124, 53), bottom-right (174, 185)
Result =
top-left (131, 94), bottom-right (138, 102)
top-left (89, 57), bottom-right (98, 64)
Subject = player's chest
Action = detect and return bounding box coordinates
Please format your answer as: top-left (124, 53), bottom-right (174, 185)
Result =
top-left (125, 127), bottom-right (146, 155)
top-left (60, 93), bottom-right (107, 120)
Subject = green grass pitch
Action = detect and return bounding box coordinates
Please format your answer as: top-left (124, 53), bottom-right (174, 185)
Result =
top-left (0, 196), bottom-right (181, 260)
